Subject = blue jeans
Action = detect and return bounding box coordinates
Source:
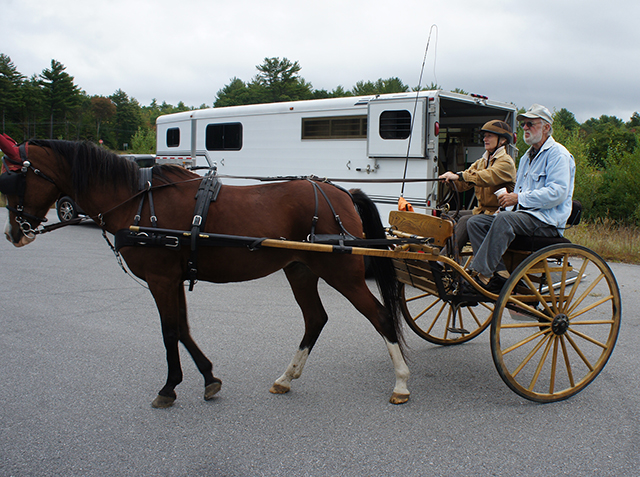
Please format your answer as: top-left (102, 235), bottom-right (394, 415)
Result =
top-left (467, 211), bottom-right (558, 276)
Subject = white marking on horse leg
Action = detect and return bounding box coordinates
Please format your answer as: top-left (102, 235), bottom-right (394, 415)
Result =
top-left (270, 348), bottom-right (310, 394)
top-left (384, 338), bottom-right (410, 404)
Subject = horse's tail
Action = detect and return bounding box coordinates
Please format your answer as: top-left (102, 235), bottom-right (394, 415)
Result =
top-left (350, 189), bottom-right (405, 351)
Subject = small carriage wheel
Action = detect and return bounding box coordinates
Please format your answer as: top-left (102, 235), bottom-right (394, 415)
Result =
top-left (399, 278), bottom-right (494, 346)
top-left (490, 244), bottom-right (621, 402)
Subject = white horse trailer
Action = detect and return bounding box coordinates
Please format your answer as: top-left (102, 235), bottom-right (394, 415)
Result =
top-left (155, 91), bottom-right (517, 220)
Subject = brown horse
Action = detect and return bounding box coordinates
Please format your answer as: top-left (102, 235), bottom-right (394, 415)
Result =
top-left (1, 139), bottom-right (410, 406)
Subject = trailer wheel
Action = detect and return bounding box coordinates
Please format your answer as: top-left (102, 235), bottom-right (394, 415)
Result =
top-left (399, 281), bottom-right (493, 346)
top-left (491, 244), bottom-right (621, 402)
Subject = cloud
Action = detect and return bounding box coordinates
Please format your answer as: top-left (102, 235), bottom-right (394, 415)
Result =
top-left (4, 0), bottom-right (639, 122)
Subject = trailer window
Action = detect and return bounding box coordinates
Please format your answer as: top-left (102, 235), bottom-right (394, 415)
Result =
top-left (379, 110), bottom-right (411, 139)
top-left (166, 128), bottom-right (180, 147)
top-left (302, 116), bottom-right (367, 139)
top-left (205, 123), bottom-right (242, 151)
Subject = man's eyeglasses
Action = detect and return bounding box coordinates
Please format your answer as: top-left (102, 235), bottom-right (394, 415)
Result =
top-left (520, 121), bottom-right (540, 129)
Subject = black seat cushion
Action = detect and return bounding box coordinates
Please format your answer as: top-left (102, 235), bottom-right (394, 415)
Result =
top-left (509, 234), bottom-right (571, 252)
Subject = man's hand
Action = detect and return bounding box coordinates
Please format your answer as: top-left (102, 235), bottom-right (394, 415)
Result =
top-left (499, 192), bottom-right (518, 208)
top-left (439, 171), bottom-right (459, 182)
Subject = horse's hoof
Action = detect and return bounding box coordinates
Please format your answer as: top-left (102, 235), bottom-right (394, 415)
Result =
top-left (269, 383), bottom-right (290, 394)
top-left (152, 394), bottom-right (176, 408)
top-left (204, 379), bottom-right (222, 401)
top-left (389, 392), bottom-right (410, 405)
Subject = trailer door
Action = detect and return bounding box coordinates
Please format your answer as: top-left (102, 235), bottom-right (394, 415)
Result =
top-left (367, 97), bottom-right (427, 158)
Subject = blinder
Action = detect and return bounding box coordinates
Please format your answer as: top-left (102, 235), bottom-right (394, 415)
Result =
top-left (0, 157), bottom-right (27, 197)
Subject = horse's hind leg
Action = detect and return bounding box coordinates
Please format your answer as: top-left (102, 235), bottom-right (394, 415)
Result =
top-left (270, 263), bottom-right (328, 395)
top-left (177, 285), bottom-right (221, 401)
top-left (325, 273), bottom-right (410, 404)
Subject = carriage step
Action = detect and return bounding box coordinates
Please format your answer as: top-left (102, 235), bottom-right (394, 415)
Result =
top-left (447, 327), bottom-right (470, 335)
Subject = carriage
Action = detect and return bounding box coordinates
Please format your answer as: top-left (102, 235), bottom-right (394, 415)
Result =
top-left (1, 136), bottom-right (621, 406)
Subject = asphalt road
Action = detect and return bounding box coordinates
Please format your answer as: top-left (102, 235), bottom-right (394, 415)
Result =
top-left (1, 213), bottom-right (639, 477)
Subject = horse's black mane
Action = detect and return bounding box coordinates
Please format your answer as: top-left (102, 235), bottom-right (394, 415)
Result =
top-left (29, 139), bottom-right (193, 196)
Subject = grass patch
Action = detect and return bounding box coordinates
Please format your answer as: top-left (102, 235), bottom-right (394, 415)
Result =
top-left (565, 219), bottom-right (640, 264)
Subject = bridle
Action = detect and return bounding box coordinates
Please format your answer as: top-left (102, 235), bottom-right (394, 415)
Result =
top-left (0, 142), bottom-right (58, 238)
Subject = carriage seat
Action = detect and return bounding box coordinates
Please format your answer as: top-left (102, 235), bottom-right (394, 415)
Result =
top-left (508, 200), bottom-right (582, 253)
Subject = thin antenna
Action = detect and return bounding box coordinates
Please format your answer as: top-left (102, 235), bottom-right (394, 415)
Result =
top-left (400, 24), bottom-right (438, 197)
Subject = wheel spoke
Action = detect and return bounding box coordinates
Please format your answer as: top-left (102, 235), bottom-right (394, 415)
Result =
top-left (503, 329), bottom-right (548, 356)
top-left (564, 333), bottom-right (595, 371)
top-left (567, 271), bottom-right (606, 316)
top-left (406, 292), bottom-right (430, 303)
top-left (569, 295), bottom-right (614, 320)
top-left (567, 327), bottom-right (608, 350)
top-left (527, 335), bottom-right (555, 391)
top-left (443, 307), bottom-right (453, 340)
top-left (542, 260), bottom-right (559, 314)
top-left (557, 253), bottom-right (570, 306)
top-left (549, 336), bottom-right (560, 394)
top-left (560, 337), bottom-right (575, 387)
top-left (562, 258), bottom-right (590, 312)
top-left (511, 333), bottom-right (551, 377)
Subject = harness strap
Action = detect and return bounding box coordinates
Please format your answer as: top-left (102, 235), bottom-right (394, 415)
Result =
top-left (306, 179), bottom-right (357, 243)
top-left (187, 168), bottom-right (222, 290)
top-left (133, 168), bottom-right (157, 227)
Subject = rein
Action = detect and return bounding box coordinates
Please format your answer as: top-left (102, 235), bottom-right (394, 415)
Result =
top-left (213, 172), bottom-right (441, 184)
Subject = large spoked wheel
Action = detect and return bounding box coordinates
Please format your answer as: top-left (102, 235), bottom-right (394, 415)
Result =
top-left (491, 244), bottom-right (621, 402)
top-left (400, 281), bottom-right (494, 346)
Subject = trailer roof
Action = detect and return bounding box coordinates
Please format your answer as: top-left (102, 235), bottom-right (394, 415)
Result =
top-left (156, 90), bottom-right (516, 124)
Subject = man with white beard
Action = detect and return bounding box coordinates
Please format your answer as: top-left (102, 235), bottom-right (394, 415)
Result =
top-left (462, 104), bottom-right (576, 294)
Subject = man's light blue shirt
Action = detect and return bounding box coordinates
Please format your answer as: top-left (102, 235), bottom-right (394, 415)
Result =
top-left (516, 136), bottom-right (576, 234)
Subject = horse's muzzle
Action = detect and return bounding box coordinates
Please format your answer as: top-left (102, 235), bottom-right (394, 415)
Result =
top-left (4, 218), bottom-right (35, 247)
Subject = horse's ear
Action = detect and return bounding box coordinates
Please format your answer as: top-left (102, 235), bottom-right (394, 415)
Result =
top-left (0, 134), bottom-right (20, 162)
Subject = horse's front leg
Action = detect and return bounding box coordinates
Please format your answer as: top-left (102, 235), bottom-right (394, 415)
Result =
top-left (148, 279), bottom-right (185, 408)
top-left (176, 285), bottom-right (222, 401)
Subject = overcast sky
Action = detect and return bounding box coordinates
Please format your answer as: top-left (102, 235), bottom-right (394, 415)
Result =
top-left (4, 0), bottom-right (638, 123)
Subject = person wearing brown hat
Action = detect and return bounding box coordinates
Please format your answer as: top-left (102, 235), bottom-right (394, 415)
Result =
top-left (439, 119), bottom-right (516, 254)
top-left (464, 104), bottom-right (575, 294)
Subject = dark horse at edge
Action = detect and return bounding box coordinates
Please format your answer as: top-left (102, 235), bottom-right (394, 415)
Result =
top-left (1, 139), bottom-right (410, 406)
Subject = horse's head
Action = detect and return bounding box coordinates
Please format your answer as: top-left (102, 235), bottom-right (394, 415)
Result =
top-left (1, 137), bottom-right (63, 247)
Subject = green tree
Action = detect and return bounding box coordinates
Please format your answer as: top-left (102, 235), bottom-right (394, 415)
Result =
top-left (626, 112), bottom-right (640, 129)
top-left (251, 57), bottom-right (313, 103)
top-left (351, 77), bottom-right (410, 96)
top-left (130, 126), bottom-right (156, 153)
top-left (214, 78), bottom-right (250, 106)
top-left (20, 75), bottom-right (45, 139)
top-left (0, 54), bottom-right (25, 136)
top-left (554, 108), bottom-right (580, 131)
top-left (581, 115), bottom-right (637, 168)
top-left (91, 96), bottom-right (116, 141)
top-left (109, 89), bottom-right (143, 150)
top-left (40, 59), bottom-right (82, 138)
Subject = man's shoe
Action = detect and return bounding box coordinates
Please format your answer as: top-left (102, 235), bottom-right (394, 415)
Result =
top-left (485, 273), bottom-right (508, 294)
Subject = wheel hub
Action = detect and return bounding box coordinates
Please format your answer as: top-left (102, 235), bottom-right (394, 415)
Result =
top-left (551, 313), bottom-right (570, 335)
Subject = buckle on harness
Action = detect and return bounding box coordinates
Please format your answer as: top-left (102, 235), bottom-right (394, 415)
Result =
top-left (192, 215), bottom-right (202, 227)
top-left (165, 236), bottom-right (179, 248)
